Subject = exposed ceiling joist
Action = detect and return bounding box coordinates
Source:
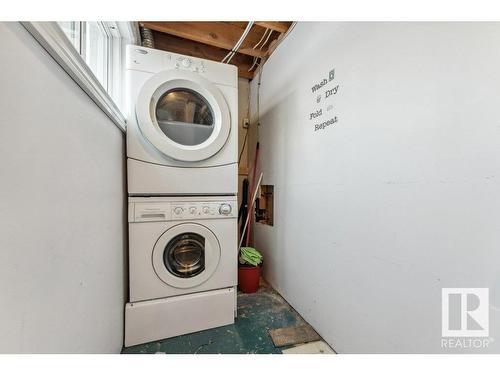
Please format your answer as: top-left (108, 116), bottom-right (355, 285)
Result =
top-left (142, 22), bottom-right (266, 58)
top-left (255, 21), bottom-right (293, 33)
top-left (140, 21), bottom-right (294, 79)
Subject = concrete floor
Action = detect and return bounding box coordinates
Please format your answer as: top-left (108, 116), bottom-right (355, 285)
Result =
top-left (122, 280), bottom-right (307, 354)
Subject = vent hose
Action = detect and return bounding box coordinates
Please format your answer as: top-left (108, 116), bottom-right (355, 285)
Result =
top-left (140, 27), bottom-right (154, 48)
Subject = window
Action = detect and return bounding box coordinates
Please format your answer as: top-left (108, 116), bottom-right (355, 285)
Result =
top-left (56, 21), bottom-right (131, 112)
top-left (23, 22), bottom-right (139, 131)
top-left (57, 22), bottom-right (80, 51)
top-left (83, 22), bottom-right (109, 91)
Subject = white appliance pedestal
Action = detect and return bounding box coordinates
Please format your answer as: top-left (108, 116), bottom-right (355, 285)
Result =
top-left (124, 287), bottom-right (236, 347)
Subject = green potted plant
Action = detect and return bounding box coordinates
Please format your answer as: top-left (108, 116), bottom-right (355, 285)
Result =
top-left (238, 247), bottom-right (263, 293)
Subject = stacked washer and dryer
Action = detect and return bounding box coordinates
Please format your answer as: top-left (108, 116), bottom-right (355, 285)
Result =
top-left (124, 46), bottom-right (239, 347)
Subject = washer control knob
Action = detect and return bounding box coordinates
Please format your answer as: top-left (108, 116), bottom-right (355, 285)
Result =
top-left (189, 206), bottom-right (197, 214)
top-left (202, 206), bottom-right (210, 214)
top-left (219, 203), bottom-right (232, 215)
top-left (173, 207), bottom-right (183, 215)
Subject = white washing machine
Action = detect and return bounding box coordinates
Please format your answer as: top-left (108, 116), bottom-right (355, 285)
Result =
top-left (125, 45), bottom-right (238, 196)
top-left (125, 196), bottom-right (238, 347)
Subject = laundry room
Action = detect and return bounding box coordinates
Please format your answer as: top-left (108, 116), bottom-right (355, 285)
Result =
top-left (1, 1), bottom-right (500, 373)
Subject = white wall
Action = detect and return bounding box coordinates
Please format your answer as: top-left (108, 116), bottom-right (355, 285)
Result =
top-left (0, 22), bottom-right (126, 353)
top-left (251, 22), bottom-right (500, 353)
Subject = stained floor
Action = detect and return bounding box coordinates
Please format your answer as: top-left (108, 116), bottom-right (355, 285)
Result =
top-left (122, 280), bottom-right (307, 354)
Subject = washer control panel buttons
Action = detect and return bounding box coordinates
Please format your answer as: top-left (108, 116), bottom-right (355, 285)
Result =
top-left (171, 201), bottom-right (235, 220)
top-left (219, 204), bottom-right (232, 215)
top-left (132, 200), bottom-right (236, 222)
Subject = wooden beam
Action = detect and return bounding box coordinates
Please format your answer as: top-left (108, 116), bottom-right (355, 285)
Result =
top-left (255, 21), bottom-right (292, 34)
top-left (238, 166), bottom-right (249, 176)
top-left (142, 22), bottom-right (267, 58)
top-left (152, 31), bottom-right (255, 79)
top-left (224, 22), bottom-right (249, 29)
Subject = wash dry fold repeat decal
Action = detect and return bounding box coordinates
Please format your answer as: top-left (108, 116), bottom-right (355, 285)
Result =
top-left (309, 68), bottom-right (339, 132)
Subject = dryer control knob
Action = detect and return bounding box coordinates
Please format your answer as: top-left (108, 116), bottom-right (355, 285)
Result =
top-left (173, 207), bottom-right (183, 215)
top-left (202, 206), bottom-right (210, 214)
top-left (181, 58), bottom-right (192, 68)
top-left (219, 204), bottom-right (231, 215)
top-left (189, 206), bottom-right (197, 214)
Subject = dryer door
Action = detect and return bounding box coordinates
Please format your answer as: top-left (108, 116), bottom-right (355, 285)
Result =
top-left (152, 223), bottom-right (221, 289)
top-left (135, 70), bottom-right (231, 162)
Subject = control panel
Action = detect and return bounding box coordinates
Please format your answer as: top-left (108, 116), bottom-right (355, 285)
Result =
top-left (132, 199), bottom-right (236, 223)
top-left (171, 201), bottom-right (234, 220)
top-left (126, 45), bottom-right (238, 88)
top-left (126, 47), bottom-right (208, 75)
top-left (173, 56), bottom-right (207, 74)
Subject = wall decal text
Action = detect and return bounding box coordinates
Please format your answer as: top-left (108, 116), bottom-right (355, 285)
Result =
top-left (308, 68), bottom-right (340, 132)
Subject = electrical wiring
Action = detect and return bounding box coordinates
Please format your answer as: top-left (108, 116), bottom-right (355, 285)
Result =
top-left (248, 57), bottom-right (259, 72)
top-left (255, 56), bottom-right (264, 125)
top-left (253, 28), bottom-right (270, 49)
top-left (238, 127), bottom-right (249, 164)
top-left (250, 22), bottom-right (297, 74)
top-left (266, 22), bottom-right (297, 55)
top-left (248, 28), bottom-right (272, 72)
top-left (221, 21), bottom-right (254, 64)
top-left (259, 29), bottom-right (273, 50)
top-left (250, 22), bottom-right (297, 152)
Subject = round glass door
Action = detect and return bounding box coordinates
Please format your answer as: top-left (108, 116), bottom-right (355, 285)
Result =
top-left (164, 232), bottom-right (205, 278)
top-left (136, 70), bottom-right (231, 162)
top-left (156, 89), bottom-right (214, 147)
top-left (152, 223), bottom-right (220, 289)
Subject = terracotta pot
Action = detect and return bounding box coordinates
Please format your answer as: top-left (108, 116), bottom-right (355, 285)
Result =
top-left (238, 265), bottom-right (261, 293)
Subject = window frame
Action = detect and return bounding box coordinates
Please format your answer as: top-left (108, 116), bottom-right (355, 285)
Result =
top-left (22, 21), bottom-right (140, 132)
top-left (81, 22), bottom-right (110, 93)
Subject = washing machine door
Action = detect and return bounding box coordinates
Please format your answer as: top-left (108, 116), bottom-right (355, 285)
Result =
top-left (135, 70), bottom-right (231, 162)
top-left (152, 223), bottom-right (221, 289)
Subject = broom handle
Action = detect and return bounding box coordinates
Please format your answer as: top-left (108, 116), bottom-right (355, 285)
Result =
top-left (245, 143), bottom-right (260, 246)
top-left (239, 172), bottom-right (263, 248)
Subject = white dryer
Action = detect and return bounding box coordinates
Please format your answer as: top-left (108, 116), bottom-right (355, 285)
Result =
top-left (125, 46), bottom-right (238, 196)
top-left (125, 196), bottom-right (237, 347)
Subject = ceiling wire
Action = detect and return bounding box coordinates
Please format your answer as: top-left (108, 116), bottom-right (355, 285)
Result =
top-left (248, 56), bottom-right (257, 72)
top-left (248, 28), bottom-right (273, 72)
top-left (249, 22), bottom-right (298, 73)
top-left (259, 29), bottom-right (273, 50)
top-left (266, 22), bottom-right (297, 56)
top-left (253, 22), bottom-right (297, 124)
top-left (222, 21), bottom-right (255, 64)
top-left (253, 28), bottom-right (270, 49)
